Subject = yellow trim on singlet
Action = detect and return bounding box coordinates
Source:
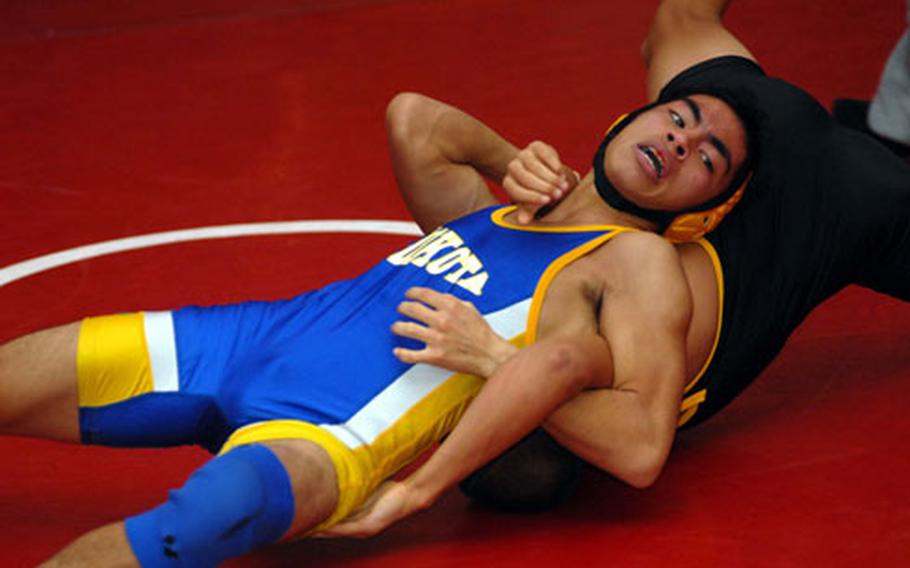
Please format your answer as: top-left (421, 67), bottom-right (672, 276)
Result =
top-left (77, 313), bottom-right (155, 407)
top-left (220, 335), bottom-right (527, 534)
top-left (525, 230), bottom-right (632, 344)
top-left (676, 237), bottom-right (725, 427)
top-left (490, 206), bottom-right (631, 234)
top-left (222, 371), bottom-right (484, 534)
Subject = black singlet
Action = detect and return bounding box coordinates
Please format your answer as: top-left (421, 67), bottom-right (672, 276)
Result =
top-left (661, 57), bottom-right (910, 427)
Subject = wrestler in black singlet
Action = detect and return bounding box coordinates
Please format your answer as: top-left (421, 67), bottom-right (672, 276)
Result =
top-left (661, 56), bottom-right (910, 426)
top-left (461, 57), bottom-right (910, 507)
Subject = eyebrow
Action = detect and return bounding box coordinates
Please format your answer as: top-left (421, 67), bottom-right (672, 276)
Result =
top-left (682, 97), bottom-right (733, 174)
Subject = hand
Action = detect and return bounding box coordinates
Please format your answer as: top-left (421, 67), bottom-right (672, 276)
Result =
top-left (315, 481), bottom-right (425, 539)
top-left (502, 141), bottom-right (580, 224)
top-left (393, 287), bottom-right (518, 377)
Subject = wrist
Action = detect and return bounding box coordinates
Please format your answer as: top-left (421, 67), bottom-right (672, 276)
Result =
top-left (482, 339), bottom-right (518, 377)
top-left (401, 478), bottom-right (439, 512)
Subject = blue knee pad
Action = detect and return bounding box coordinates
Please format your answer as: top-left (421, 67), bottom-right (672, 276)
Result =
top-left (124, 444), bottom-right (295, 567)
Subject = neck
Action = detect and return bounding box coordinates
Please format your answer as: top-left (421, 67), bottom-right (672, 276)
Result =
top-left (531, 173), bottom-right (657, 231)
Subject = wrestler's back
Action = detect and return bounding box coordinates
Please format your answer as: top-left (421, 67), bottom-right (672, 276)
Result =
top-left (661, 57), bottom-right (910, 425)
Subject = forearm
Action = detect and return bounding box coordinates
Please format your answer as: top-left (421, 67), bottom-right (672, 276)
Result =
top-left (544, 387), bottom-right (678, 489)
top-left (642, 0), bottom-right (752, 100)
top-left (386, 93), bottom-right (518, 232)
top-left (644, 0), bottom-right (732, 65)
top-left (403, 335), bottom-right (612, 507)
top-left (655, 0), bottom-right (731, 20)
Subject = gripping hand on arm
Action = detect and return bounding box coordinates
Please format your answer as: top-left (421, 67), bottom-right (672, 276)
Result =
top-left (391, 287), bottom-right (517, 378)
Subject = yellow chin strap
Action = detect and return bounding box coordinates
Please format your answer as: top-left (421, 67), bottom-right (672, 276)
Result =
top-left (602, 114), bottom-right (749, 244)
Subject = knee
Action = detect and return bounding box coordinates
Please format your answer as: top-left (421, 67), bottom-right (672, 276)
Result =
top-left (0, 342), bottom-right (10, 407)
top-left (459, 429), bottom-right (583, 512)
top-left (0, 340), bottom-right (27, 430)
top-left (0, 323), bottom-right (80, 437)
top-left (124, 444), bottom-right (295, 567)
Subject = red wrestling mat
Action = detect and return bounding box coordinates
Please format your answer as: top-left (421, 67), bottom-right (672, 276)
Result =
top-left (1, 0), bottom-right (907, 565)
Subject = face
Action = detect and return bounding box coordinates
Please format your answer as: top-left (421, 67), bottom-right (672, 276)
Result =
top-left (602, 95), bottom-right (748, 212)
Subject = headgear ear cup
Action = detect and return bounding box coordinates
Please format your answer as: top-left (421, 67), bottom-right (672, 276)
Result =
top-left (662, 178), bottom-right (749, 243)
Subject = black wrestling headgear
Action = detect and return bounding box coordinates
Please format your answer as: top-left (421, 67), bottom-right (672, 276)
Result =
top-left (592, 93), bottom-right (757, 242)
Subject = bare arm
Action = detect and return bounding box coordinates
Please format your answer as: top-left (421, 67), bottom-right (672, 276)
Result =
top-left (642, 0), bottom-right (755, 101)
top-left (323, 235), bottom-right (691, 536)
top-left (386, 93), bottom-right (517, 233)
top-left (401, 333), bottom-right (612, 502)
top-left (322, 332), bottom-right (612, 538)
top-left (386, 94), bottom-right (581, 231)
top-left (399, 234), bottom-right (692, 489)
top-left (544, 233), bottom-right (691, 488)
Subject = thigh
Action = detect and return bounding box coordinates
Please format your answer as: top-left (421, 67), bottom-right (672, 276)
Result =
top-left (0, 321), bottom-right (80, 441)
top-left (223, 421), bottom-right (366, 536)
top-left (77, 311), bottom-right (231, 450)
top-left (261, 438), bottom-right (340, 536)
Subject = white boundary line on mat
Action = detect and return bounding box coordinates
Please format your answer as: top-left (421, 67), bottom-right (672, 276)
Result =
top-left (0, 219), bottom-right (422, 287)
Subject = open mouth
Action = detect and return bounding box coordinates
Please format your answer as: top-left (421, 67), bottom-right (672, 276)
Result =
top-left (637, 144), bottom-right (664, 179)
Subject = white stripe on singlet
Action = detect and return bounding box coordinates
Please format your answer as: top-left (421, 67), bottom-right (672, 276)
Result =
top-left (320, 298), bottom-right (531, 449)
top-left (143, 311), bottom-right (180, 393)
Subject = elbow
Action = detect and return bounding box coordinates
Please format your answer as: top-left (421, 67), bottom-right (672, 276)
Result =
top-left (386, 92), bottom-right (436, 150)
top-left (621, 448), bottom-right (667, 489)
top-left (385, 92), bottom-right (420, 147)
top-left (591, 432), bottom-right (672, 490)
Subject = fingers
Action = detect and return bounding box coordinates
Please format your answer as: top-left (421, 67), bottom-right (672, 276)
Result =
top-left (314, 520), bottom-right (374, 539)
top-left (391, 320), bottom-right (433, 344)
top-left (560, 166), bottom-right (581, 191)
top-left (404, 286), bottom-right (466, 311)
top-left (503, 141), bottom-right (577, 224)
top-left (515, 205), bottom-right (536, 224)
top-left (392, 287), bottom-right (468, 365)
top-left (393, 346), bottom-right (429, 365)
top-left (505, 151), bottom-right (562, 202)
top-left (397, 299), bottom-right (439, 327)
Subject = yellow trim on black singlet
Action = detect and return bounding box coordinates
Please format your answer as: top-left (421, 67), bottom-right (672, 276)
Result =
top-left (676, 237), bottom-right (725, 427)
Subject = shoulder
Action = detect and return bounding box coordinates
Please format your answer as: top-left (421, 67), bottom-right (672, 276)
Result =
top-left (575, 231), bottom-right (688, 303)
top-left (596, 231), bottom-right (681, 276)
top-left (604, 232), bottom-right (692, 319)
top-left (566, 232), bottom-right (693, 341)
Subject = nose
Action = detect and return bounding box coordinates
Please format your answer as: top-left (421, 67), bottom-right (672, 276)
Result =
top-left (666, 132), bottom-right (691, 160)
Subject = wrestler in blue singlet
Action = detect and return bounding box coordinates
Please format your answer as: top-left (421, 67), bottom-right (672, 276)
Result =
top-left (76, 205), bottom-right (629, 527)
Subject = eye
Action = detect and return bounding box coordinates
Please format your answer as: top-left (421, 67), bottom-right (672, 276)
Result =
top-left (670, 110), bottom-right (686, 128)
top-left (700, 150), bottom-right (715, 174)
